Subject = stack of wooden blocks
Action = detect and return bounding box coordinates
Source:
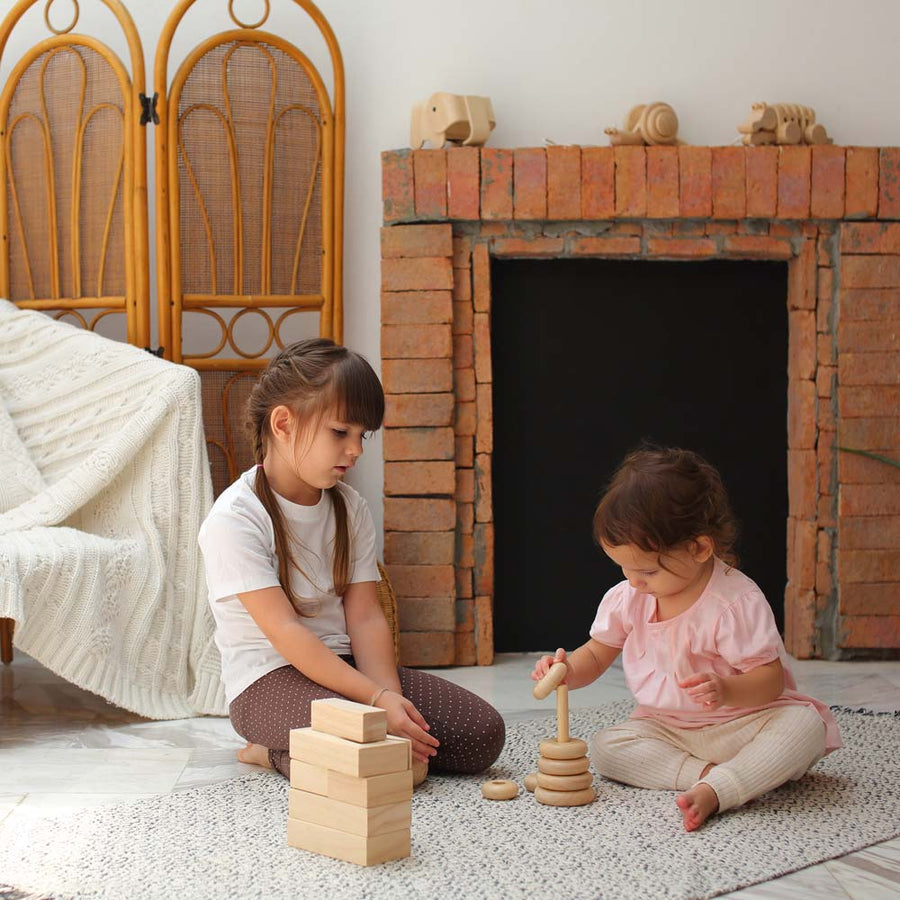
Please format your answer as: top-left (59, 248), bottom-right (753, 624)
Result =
top-left (288, 698), bottom-right (413, 866)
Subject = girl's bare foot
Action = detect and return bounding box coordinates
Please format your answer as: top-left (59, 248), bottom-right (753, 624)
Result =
top-left (237, 741), bottom-right (273, 769)
top-left (676, 782), bottom-right (719, 831)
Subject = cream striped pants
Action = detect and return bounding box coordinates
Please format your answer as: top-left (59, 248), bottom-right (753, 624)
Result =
top-left (590, 705), bottom-right (826, 812)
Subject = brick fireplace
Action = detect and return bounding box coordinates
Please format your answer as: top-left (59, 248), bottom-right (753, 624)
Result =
top-left (380, 144), bottom-right (900, 666)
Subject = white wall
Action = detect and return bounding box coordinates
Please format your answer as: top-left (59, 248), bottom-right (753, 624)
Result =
top-left (4, 0), bottom-right (900, 549)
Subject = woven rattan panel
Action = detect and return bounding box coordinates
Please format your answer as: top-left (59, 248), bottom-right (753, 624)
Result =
top-left (176, 39), bottom-right (323, 301)
top-left (5, 44), bottom-right (126, 308)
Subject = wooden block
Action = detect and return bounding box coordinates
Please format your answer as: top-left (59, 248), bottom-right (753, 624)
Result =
top-left (290, 760), bottom-right (413, 808)
top-left (290, 728), bottom-right (411, 778)
top-left (289, 788), bottom-right (411, 837)
top-left (310, 698), bottom-right (388, 743)
top-left (287, 818), bottom-right (410, 866)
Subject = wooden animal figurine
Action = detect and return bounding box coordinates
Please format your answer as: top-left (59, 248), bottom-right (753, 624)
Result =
top-left (605, 102), bottom-right (682, 146)
top-left (738, 102), bottom-right (831, 145)
top-left (410, 92), bottom-right (495, 149)
top-left (529, 662), bottom-right (596, 807)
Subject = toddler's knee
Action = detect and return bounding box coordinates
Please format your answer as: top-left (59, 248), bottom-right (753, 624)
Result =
top-left (590, 725), bottom-right (633, 771)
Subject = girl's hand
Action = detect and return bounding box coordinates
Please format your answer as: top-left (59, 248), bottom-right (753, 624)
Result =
top-left (679, 672), bottom-right (727, 710)
top-left (376, 691), bottom-right (440, 765)
top-left (531, 648), bottom-right (568, 682)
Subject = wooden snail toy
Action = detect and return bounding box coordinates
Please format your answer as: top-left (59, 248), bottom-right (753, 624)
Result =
top-left (605, 102), bottom-right (682, 146)
top-left (527, 662), bottom-right (595, 807)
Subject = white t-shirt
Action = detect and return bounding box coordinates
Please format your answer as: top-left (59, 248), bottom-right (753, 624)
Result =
top-left (198, 467), bottom-right (380, 703)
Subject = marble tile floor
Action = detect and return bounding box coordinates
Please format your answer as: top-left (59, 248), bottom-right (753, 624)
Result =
top-left (2, 652), bottom-right (899, 898)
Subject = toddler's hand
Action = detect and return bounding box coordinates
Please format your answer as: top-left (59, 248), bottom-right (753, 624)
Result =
top-left (679, 672), bottom-right (726, 710)
top-left (531, 648), bottom-right (568, 682)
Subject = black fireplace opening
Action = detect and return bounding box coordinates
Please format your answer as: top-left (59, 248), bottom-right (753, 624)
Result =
top-left (491, 257), bottom-right (789, 653)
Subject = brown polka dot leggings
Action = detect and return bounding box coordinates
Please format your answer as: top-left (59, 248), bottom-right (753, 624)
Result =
top-left (229, 661), bottom-right (506, 779)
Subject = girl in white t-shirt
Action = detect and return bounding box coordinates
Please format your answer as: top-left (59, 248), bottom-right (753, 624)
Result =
top-left (199, 339), bottom-right (504, 780)
top-left (531, 447), bottom-right (839, 831)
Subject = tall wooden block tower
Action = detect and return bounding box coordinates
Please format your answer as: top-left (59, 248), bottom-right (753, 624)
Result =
top-left (287, 699), bottom-right (413, 866)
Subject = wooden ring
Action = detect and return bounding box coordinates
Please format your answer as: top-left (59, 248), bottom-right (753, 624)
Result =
top-left (539, 738), bottom-right (587, 760)
top-left (535, 786), bottom-right (596, 807)
top-left (44, 0), bottom-right (79, 35)
top-left (538, 755), bottom-right (589, 776)
top-left (228, 0), bottom-right (270, 29)
top-left (481, 779), bottom-right (519, 801)
top-left (533, 662), bottom-right (567, 700)
top-left (536, 771), bottom-right (593, 792)
top-left (523, 773), bottom-right (538, 793)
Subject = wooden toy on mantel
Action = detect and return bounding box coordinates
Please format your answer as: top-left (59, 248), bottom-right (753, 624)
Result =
top-left (527, 662), bottom-right (596, 807)
top-left (288, 698), bottom-right (414, 866)
top-left (737, 102), bottom-right (832, 145)
top-left (605, 102), bottom-right (683, 146)
top-left (410, 91), bottom-right (496, 149)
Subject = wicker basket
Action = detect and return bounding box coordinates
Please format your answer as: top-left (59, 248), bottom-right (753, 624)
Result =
top-left (376, 562), bottom-right (400, 665)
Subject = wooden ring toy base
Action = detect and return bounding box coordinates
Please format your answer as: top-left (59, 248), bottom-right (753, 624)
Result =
top-left (535, 786), bottom-right (596, 807)
top-left (538, 755), bottom-right (590, 776)
top-left (539, 738), bottom-right (587, 760)
top-left (481, 779), bottom-right (519, 800)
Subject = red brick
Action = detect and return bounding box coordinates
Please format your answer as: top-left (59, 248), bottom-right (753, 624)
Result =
top-left (610, 223), bottom-right (643, 235)
top-left (381, 224), bottom-right (452, 259)
top-left (455, 632), bottom-right (476, 665)
top-left (382, 324), bottom-right (452, 359)
top-left (455, 400), bottom-right (476, 436)
top-left (454, 467), bottom-right (475, 503)
top-left (839, 549), bottom-right (900, 583)
top-left (452, 268), bottom-right (471, 302)
top-left (745, 147), bottom-right (778, 218)
top-left (839, 386), bottom-right (900, 418)
top-left (447, 146), bottom-right (480, 220)
top-left (785, 585), bottom-right (817, 658)
top-left (844, 147), bottom-right (879, 219)
top-left (788, 240), bottom-right (816, 309)
top-left (818, 440), bottom-right (836, 495)
top-left (838, 447), bottom-right (900, 484)
top-left (547, 146), bottom-right (582, 220)
top-left (788, 518), bottom-right (817, 591)
top-left (473, 312), bottom-right (491, 383)
top-left (456, 531), bottom-right (475, 569)
top-left (382, 257), bottom-right (453, 292)
top-left (839, 352), bottom-right (900, 386)
top-left (455, 598), bottom-right (474, 630)
top-left (383, 426), bottom-right (454, 461)
top-left (399, 631), bottom-right (455, 667)
top-left (839, 484), bottom-right (900, 517)
top-left (452, 299), bottom-right (473, 335)
top-left (678, 146), bottom-right (712, 218)
top-left (452, 235), bottom-right (472, 268)
top-left (513, 148), bottom-right (547, 220)
top-left (388, 563), bottom-right (455, 598)
top-left (838, 615), bottom-right (900, 650)
top-left (474, 595), bottom-right (494, 665)
top-left (581, 146), bottom-right (615, 219)
top-left (817, 364), bottom-right (835, 398)
top-left (381, 290), bottom-right (452, 325)
top-left (818, 265), bottom-right (834, 310)
top-left (839, 584), bottom-right (899, 616)
top-left (842, 255), bottom-right (900, 289)
top-left (819, 393), bottom-right (836, 433)
top-left (721, 236), bottom-right (793, 259)
top-left (453, 334), bottom-right (473, 369)
top-left (473, 522), bottom-right (494, 596)
top-left (839, 289), bottom-right (900, 321)
top-left (457, 500), bottom-right (474, 534)
top-left (472, 242), bottom-right (491, 312)
top-left (646, 146), bottom-right (679, 218)
top-left (818, 494), bottom-right (836, 529)
top-left (456, 566), bottom-right (473, 598)
top-left (777, 146), bottom-right (811, 219)
top-left (705, 222), bottom-right (737, 236)
top-left (455, 366), bottom-right (475, 402)
top-left (878, 148), bottom-right (900, 220)
top-left (788, 449), bottom-right (817, 518)
top-left (841, 223), bottom-right (900, 254)
top-left (647, 238), bottom-right (717, 258)
top-left (384, 497), bottom-right (455, 531)
top-left (569, 236), bottom-right (641, 256)
top-left (673, 221), bottom-right (706, 237)
top-left (382, 149), bottom-right (415, 223)
top-left (810, 146), bottom-right (845, 219)
top-left (474, 452), bottom-right (492, 523)
top-left (491, 237), bottom-right (565, 257)
top-left (413, 150), bottom-right (447, 219)
top-left (480, 148), bottom-right (513, 220)
top-left (382, 358), bottom-right (453, 393)
top-left (837, 320), bottom-right (900, 353)
top-left (385, 531), bottom-right (456, 565)
top-left (384, 393), bottom-right (454, 427)
top-left (711, 146), bottom-right (746, 220)
top-left (614, 146), bottom-right (647, 218)
top-left (475, 382), bottom-right (492, 454)
top-left (397, 597), bottom-right (455, 632)
top-left (818, 333), bottom-right (836, 367)
top-left (788, 310), bottom-right (816, 381)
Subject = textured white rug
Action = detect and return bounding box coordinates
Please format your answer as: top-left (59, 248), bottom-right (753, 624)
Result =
top-left (2, 703), bottom-right (899, 900)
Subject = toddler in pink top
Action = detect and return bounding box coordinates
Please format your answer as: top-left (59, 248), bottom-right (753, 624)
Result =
top-left (532, 447), bottom-right (840, 832)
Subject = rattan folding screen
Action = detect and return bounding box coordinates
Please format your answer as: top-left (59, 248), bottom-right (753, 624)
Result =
top-left (0, 0), bottom-right (150, 344)
top-left (155, 0), bottom-right (345, 494)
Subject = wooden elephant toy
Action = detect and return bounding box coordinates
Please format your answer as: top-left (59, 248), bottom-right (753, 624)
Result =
top-left (410, 92), bottom-right (495, 149)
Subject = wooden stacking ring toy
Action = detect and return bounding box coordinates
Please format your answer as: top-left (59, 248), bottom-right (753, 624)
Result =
top-left (524, 773), bottom-right (538, 792)
top-left (530, 661), bottom-right (596, 807)
top-left (481, 779), bottom-right (519, 800)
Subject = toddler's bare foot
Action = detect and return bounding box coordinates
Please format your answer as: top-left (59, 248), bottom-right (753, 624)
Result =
top-left (676, 782), bottom-right (719, 832)
top-left (237, 741), bottom-right (273, 769)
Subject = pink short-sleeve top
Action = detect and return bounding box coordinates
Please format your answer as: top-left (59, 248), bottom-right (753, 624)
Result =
top-left (589, 557), bottom-right (841, 752)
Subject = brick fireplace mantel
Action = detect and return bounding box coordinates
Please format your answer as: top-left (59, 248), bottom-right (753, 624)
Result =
top-left (380, 144), bottom-right (900, 666)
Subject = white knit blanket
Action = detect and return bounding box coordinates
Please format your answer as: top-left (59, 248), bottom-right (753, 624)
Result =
top-left (0, 300), bottom-right (226, 718)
